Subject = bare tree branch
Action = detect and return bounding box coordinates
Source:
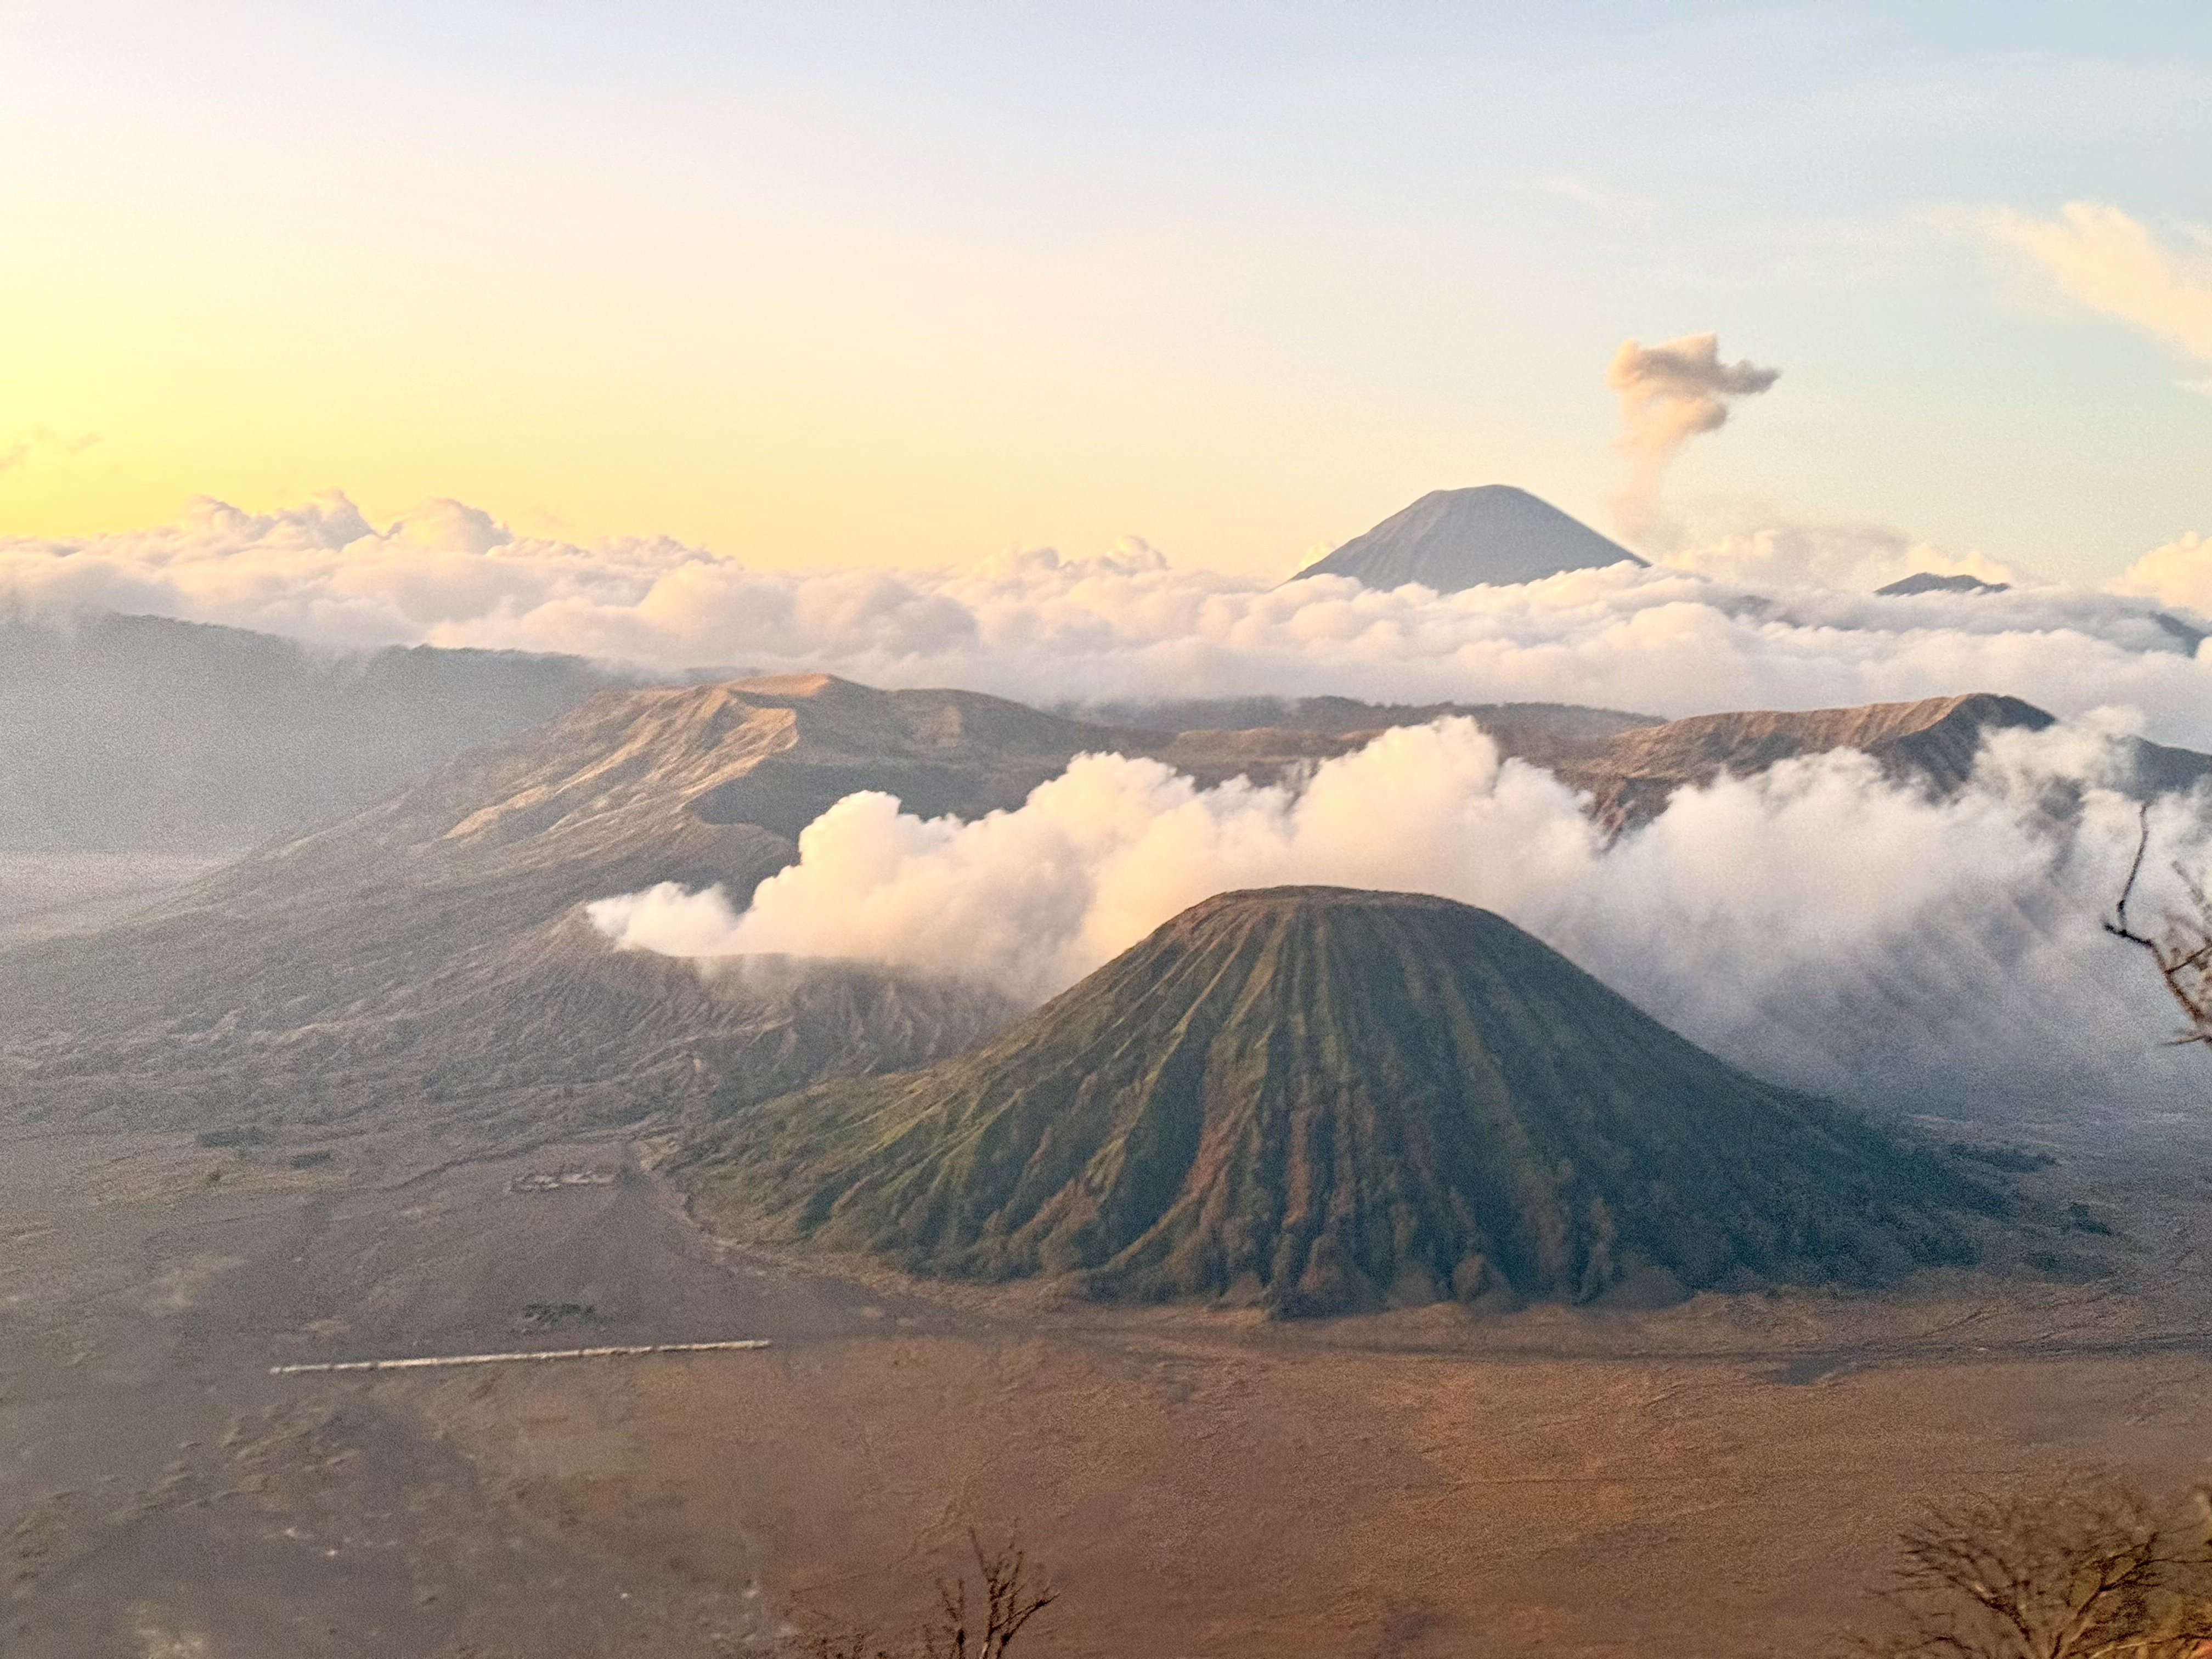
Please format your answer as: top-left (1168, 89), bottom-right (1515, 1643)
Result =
top-left (926, 1531), bottom-right (1058, 1659)
top-left (1850, 1475), bottom-right (2212, 1658)
top-left (2105, 805), bottom-right (2212, 1052)
top-left (2106, 802), bottom-right (2158, 950)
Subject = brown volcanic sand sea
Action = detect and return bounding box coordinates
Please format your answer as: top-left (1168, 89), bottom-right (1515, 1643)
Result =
top-left (9, 1123), bottom-right (2212, 1658)
top-left (435, 1294), bottom-right (2212, 1658)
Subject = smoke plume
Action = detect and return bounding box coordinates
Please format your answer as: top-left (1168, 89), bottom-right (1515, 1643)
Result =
top-left (1605, 333), bottom-right (1781, 549)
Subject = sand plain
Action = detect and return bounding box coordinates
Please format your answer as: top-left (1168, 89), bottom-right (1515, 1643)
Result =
top-left (7, 1124), bottom-right (2212, 1658)
top-left (426, 1268), bottom-right (2212, 1657)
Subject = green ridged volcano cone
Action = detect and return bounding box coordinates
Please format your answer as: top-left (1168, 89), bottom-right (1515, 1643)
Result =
top-left (682, 887), bottom-right (1997, 1313)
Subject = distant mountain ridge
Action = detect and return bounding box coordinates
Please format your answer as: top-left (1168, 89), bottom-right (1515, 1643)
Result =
top-left (1544, 692), bottom-right (2212, 828)
top-left (0, 613), bottom-right (636, 851)
top-left (3, 674), bottom-right (2201, 1135)
top-left (1295, 486), bottom-right (1645, 592)
top-left (681, 887), bottom-right (1998, 1313)
top-left (1865, 573), bottom-right (2206, 655)
top-left (0, 675), bottom-right (1531, 1128)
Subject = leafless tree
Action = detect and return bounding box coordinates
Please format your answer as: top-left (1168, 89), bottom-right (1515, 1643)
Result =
top-left (925, 1530), bottom-right (1058, 1659)
top-left (1851, 1476), bottom-right (2212, 1658)
top-left (2107, 804), bottom-right (2212, 1052)
top-left (786, 1530), bottom-right (1058, 1659)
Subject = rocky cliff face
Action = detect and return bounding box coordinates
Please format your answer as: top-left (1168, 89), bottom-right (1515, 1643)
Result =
top-left (1548, 693), bottom-right (2050, 828)
top-left (1542, 693), bottom-right (2211, 828)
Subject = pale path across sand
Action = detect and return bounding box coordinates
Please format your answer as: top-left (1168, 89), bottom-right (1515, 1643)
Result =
top-left (269, 1339), bottom-right (771, 1374)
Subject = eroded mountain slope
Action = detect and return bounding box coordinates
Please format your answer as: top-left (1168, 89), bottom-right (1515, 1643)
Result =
top-left (682, 888), bottom-right (2000, 1313)
top-left (5, 674), bottom-right (2199, 1135)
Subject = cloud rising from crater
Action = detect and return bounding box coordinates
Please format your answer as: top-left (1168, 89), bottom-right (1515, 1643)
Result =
top-left (591, 715), bottom-right (2212, 1127)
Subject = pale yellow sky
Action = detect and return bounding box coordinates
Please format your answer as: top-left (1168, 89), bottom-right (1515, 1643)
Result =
top-left (2, 207), bottom-right (1571, 573)
top-left (2, 5), bottom-right (2207, 579)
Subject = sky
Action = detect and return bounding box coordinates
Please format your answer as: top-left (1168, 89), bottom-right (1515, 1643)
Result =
top-left (2, 2), bottom-right (2209, 581)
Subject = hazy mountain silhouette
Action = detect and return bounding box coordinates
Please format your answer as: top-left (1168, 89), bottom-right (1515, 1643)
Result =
top-left (1867, 574), bottom-right (2205, 654)
top-left (0, 613), bottom-right (633, 851)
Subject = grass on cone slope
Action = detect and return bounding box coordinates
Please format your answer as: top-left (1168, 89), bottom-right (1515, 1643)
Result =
top-left (683, 887), bottom-right (1999, 1314)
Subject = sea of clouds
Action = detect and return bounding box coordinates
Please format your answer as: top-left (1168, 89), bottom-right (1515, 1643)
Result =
top-left (6, 492), bottom-right (2212, 746)
top-left (591, 716), bottom-right (2212, 1128)
top-left (13, 490), bottom-right (2212, 1126)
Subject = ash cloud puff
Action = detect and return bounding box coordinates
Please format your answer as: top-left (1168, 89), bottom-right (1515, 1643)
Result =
top-left (1605, 333), bottom-right (1781, 549)
top-left (4, 492), bottom-right (2212, 748)
top-left (590, 716), bottom-right (2212, 1126)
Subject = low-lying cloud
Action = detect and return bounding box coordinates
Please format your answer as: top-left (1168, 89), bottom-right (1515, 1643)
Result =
top-left (5, 493), bottom-right (2212, 748)
top-left (590, 716), bottom-right (2212, 1125)
top-left (9, 487), bottom-right (2206, 1127)
top-left (2113, 532), bottom-right (2212, 617)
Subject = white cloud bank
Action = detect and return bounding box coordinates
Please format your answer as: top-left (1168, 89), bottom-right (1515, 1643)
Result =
top-left (4, 493), bottom-right (2212, 746)
top-left (591, 716), bottom-right (2212, 1125)
top-left (2114, 533), bottom-right (2212, 617)
top-left (9, 486), bottom-right (2208, 1124)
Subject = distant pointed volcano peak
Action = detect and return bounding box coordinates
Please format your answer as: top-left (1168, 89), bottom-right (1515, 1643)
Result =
top-left (1294, 487), bottom-right (1645, 594)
